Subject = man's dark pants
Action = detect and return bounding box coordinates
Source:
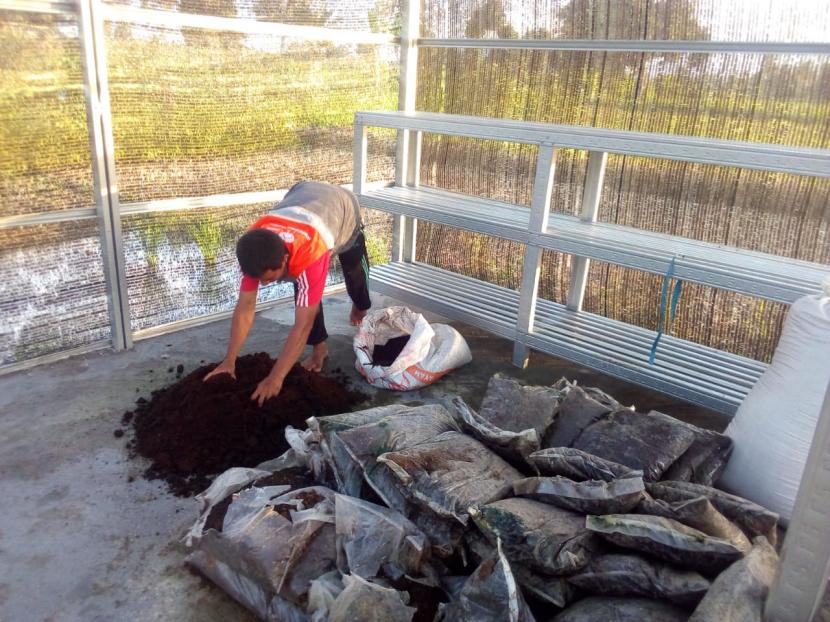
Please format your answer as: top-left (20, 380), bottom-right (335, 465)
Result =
top-left (292, 230), bottom-right (372, 346)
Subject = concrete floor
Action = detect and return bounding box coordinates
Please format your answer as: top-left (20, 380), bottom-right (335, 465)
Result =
top-left (0, 291), bottom-right (728, 622)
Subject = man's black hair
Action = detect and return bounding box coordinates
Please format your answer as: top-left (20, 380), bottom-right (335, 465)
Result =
top-left (236, 229), bottom-right (288, 278)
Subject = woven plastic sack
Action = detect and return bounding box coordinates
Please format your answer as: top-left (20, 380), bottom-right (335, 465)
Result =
top-left (719, 282), bottom-right (830, 523)
top-left (513, 474), bottom-right (645, 514)
top-left (552, 596), bottom-right (689, 622)
top-left (471, 497), bottom-right (597, 575)
top-left (689, 536), bottom-right (778, 622)
top-left (567, 553), bottom-right (710, 606)
top-left (354, 306), bottom-right (472, 390)
top-left (586, 514), bottom-right (744, 573)
top-left (646, 481), bottom-right (779, 546)
top-left (437, 542), bottom-right (537, 622)
top-left (572, 409), bottom-right (697, 481)
top-left (378, 430), bottom-right (523, 525)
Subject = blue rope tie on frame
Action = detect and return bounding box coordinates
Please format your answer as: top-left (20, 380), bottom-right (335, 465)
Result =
top-left (649, 257), bottom-right (683, 365)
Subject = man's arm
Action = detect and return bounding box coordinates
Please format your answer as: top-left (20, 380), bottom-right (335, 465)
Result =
top-left (204, 290), bottom-right (257, 381)
top-left (251, 303), bottom-right (318, 406)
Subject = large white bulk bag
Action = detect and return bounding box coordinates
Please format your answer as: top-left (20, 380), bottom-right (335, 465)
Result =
top-left (354, 306), bottom-right (472, 391)
top-left (719, 276), bottom-right (830, 524)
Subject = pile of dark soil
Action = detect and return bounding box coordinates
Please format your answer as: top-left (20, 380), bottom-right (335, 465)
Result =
top-left (124, 352), bottom-right (366, 496)
top-left (371, 335), bottom-right (410, 366)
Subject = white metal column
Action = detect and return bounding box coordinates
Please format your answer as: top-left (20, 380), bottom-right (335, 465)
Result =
top-left (765, 380), bottom-right (830, 622)
top-left (392, 0), bottom-right (420, 264)
top-left (513, 144), bottom-right (556, 367)
top-left (78, 0), bottom-right (132, 350)
top-left (566, 150), bottom-right (607, 311)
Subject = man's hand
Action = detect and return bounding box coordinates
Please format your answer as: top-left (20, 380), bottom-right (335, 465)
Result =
top-left (251, 374), bottom-right (283, 406)
top-left (203, 358), bottom-right (236, 382)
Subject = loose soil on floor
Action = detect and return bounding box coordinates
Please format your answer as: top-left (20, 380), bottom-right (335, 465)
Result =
top-left (124, 352), bottom-right (366, 496)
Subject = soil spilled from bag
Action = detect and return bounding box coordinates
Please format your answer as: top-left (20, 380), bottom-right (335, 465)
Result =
top-left (371, 335), bottom-right (410, 366)
top-left (124, 352), bottom-right (366, 496)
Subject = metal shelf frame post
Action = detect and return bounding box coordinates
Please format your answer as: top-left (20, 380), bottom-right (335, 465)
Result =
top-left (513, 143), bottom-right (556, 367)
top-left (78, 0), bottom-right (132, 351)
top-left (392, 0), bottom-right (420, 264)
top-left (566, 150), bottom-right (607, 311)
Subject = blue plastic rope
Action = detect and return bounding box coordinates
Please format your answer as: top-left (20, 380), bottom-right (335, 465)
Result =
top-left (649, 258), bottom-right (683, 365)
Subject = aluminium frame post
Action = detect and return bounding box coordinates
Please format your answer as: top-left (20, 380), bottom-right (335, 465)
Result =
top-left (764, 380), bottom-right (830, 622)
top-left (513, 143), bottom-right (556, 368)
top-left (566, 150), bottom-right (607, 311)
top-left (392, 0), bottom-right (420, 264)
top-left (78, 0), bottom-right (132, 350)
top-left (352, 120), bottom-right (368, 196)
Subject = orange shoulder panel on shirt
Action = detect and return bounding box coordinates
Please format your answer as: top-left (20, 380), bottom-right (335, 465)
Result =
top-left (248, 214), bottom-right (328, 278)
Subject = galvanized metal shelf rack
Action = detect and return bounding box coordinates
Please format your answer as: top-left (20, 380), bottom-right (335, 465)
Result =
top-left (352, 110), bottom-right (830, 415)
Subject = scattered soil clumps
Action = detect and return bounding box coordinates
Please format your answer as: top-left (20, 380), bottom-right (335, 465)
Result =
top-left (124, 352), bottom-right (366, 496)
top-left (371, 335), bottom-right (410, 366)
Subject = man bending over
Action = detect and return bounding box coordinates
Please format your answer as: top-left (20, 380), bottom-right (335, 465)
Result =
top-left (204, 181), bottom-right (371, 405)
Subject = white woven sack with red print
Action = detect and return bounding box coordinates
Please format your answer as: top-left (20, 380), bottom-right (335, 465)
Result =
top-left (353, 306), bottom-right (472, 390)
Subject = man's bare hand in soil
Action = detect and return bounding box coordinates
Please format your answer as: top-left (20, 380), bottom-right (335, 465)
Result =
top-left (251, 374), bottom-right (283, 406)
top-left (203, 358), bottom-right (236, 381)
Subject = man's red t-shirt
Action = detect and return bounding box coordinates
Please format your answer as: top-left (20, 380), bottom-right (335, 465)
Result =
top-left (239, 215), bottom-right (332, 308)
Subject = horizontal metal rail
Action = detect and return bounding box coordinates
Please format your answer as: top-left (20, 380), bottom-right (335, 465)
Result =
top-left (0, 207), bottom-right (97, 229)
top-left (0, 0), bottom-right (75, 14)
top-left (132, 283), bottom-right (346, 341)
top-left (100, 4), bottom-right (399, 44)
top-left (361, 185), bottom-right (828, 303)
top-left (371, 261), bottom-right (763, 414)
top-left (356, 111), bottom-right (830, 178)
top-left (0, 181), bottom-right (392, 230)
top-left (417, 38), bottom-right (830, 55)
top-left (0, 341), bottom-right (110, 377)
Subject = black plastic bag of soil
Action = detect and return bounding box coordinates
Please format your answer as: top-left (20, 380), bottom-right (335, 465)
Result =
top-left (646, 480), bottom-right (779, 547)
top-left (586, 514), bottom-right (744, 574)
top-left (512, 474), bottom-right (645, 515)
top-left (571, 409), bottom-right (698, 481)
top-left (651, 410), bottom-right (734, 486)
top-left (464, 529), bottom-right (576, 609)
top-left (328, 404), bottom-right (467, 558)
top-left (328, 574), bottom-right (416, 622)
top-left (542, 382), bottom-right (615, 449)
top-left (478, 374), bottom-right (561, 438)
top-left (307, 404), bottom-right (413, 497)
top-left (335, 404), bottom-right (461, 512)
top-left (334, 494), bottom-right (429, 580)
top-left (378, 430), bottom-right (524, 525)
top-left (527, 447), bottom-right (639, 481)
top-left (437, 543), bottom-right (537, 622)
top-left (689, 536), bottom-right (778, 622)
top-left (125, 352), bottom-right (365, 496)
top-left (567, 553), bottom-right (710, 606)
top-left (187, 485), bottom-right (338, 618)
top-left (636, 492), bottom-right (752, 553)
top-left (471, 497), bottom-right (597, 575)
top-left (449, 396), bottom-right (540, 466)
top-left (551, 596), bottom-right (689, 622)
